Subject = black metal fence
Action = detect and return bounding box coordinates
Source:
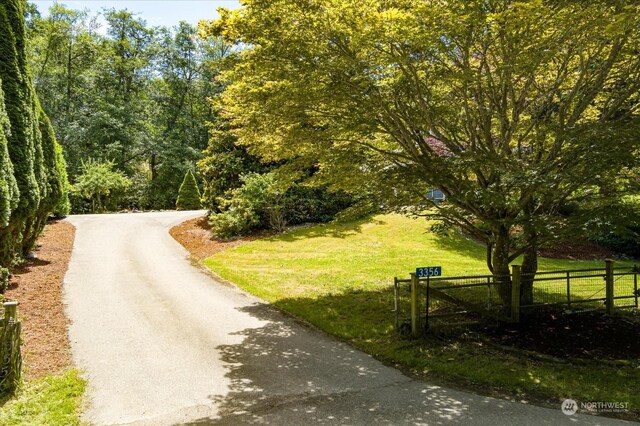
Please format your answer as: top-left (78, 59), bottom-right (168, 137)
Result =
top-left (521, 266), bottom-right (639, 310)
top-left (394, 262), bottom-right (639, 337)
top-left (394, 273), bottom-right (510, 335)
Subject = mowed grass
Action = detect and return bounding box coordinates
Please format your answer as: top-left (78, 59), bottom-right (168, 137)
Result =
top-left (203, 214), bottom-right (639, 416)
top-left (205, 214), bottom-right (632, 301)
top-left (0, 370), bottom-right (86, 426)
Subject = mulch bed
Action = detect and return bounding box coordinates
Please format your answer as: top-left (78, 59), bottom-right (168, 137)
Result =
top-left (169, 215), bottom-right (273, 261)
top-left (539, 239), bottom-right (617, 260)
top-left (4, 219), bottom-right (75, 380)
top-left (480, 309), bottom-right (640, 361)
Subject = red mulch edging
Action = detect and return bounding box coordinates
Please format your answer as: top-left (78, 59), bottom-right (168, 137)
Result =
top-left (169, 215), bottom-right (273, 261)
top-left (5, 219), bottom-right (75, 380)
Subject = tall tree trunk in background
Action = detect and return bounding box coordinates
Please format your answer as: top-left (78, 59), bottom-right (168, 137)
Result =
top-left (65, 36), bottom-right (72, 128)
top-left (150, 154), bottom-right (157, 181)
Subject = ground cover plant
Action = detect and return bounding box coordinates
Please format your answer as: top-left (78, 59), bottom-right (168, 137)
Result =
top-left (202, 214), bottom-right (639, 419)
top-left (0, 370), bottom-right (85, 426)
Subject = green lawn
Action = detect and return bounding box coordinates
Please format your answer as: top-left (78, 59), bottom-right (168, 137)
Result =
top-left (203, 214), bottom-right (639, 417)
top-left (0, 370), bottom-right (85, 426)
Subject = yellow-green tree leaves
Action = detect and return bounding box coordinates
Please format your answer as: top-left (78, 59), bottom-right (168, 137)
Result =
top-left (207, 0), bottom-right (640, 301)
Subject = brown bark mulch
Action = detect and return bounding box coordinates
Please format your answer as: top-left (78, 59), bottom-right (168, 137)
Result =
top-left (5, 219), bottom-right (75, 380)
top-left (169, 215), bottom-right (273, 261)
top-left (539, 239), bottom-right (616, 260)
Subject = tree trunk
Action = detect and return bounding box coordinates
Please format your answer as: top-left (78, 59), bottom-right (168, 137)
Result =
top-left (520, 203), bottom-right (539, 306)
top-left (65, 36), bottom-right (73, 128)
top-left (492, 224), bottom-right (512, 305)
top-left (520, 245), bottom-right (537, 306)
top-left (150, 154), bottom-right (158, 181)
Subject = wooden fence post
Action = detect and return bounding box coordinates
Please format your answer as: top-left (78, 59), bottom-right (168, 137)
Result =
top-left (393, 277), bottom-right (399, 331)
top-left (605, 259), bottom-right (614, 314)
top-left (511, 265), bottom-right (521, 323)
top-left (566, 271), bottom-right (571, 308)
top-left (3, 301), bottom-right (17, 323)
top-left (410, 273), bottom-right (419, 338)
top-left (0, 301), bottom-right (21, 395)
top-left (425, 276), bottom-right (430, 332)
top-left (634, 265), bottom-right (638, 309)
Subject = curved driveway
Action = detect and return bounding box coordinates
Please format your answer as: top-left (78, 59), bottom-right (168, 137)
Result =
top-left (64, 211), bottom-right (632, 425)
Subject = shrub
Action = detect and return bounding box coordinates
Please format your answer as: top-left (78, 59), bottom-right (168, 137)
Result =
top-left (583, 197), bottom-right (640, 259)
top-left (146, 162), bottom-right (187, 210)
top-left (72, 159), bottom-right (131, 213)
top-left (0, 267), bottom-right (8, 293)
top-left (0, 1), bottom-right (69, 265)
top-left (175, 170), bottom-right (202, 210)
top-left (209, 172), bottom-right (279, 238)
top-left (590, 227), bottom-right (640, 259)
top-left (282, 186), bottom-right (353, 225)
top-left (208, 172), bottom-right (355, 239)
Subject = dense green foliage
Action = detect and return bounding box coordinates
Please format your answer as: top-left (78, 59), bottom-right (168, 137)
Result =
top-left (175, 170), bottom-right (201, 210)
top-left (0, 0), bottom-right (68, 268)
top-left (26, 5), bottom-right (228, 211)
top-left (208, 0), bottom-right (640, 302)
top-left (198, 93), bottom-right (355, 238)
top-left (585, 197), bottom-right (640, 258)
top-left (0, 80), bottom-right (18, 229)
top-left (198, 120), bottom-right (266, 213)
top-left (209, 172), bottom-right (285, 238)
top-left (0, 266), bottom-right (9, 293)
top-left (71, 160), bottom-right (131, 213)
top-left (208, 171), bottom-right (353, 239)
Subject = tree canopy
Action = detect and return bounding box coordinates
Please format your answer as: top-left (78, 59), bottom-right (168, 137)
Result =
top-left (26, 5), bottom-right (229, 211)
top-left (206, 0), bottom-right (640, 303)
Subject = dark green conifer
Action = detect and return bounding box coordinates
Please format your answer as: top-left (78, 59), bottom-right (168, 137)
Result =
top-left (176, 170), bottom-right (202, 210)
top-left (0, 0), bottom-right (69, 266)
top-left (0, 81), bottom-right (18, 228)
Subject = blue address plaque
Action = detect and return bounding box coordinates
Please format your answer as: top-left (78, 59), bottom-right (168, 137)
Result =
top-left (415, 266), bottom-right (442, 278)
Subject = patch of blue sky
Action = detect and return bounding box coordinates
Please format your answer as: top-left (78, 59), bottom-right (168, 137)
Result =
top-left (31, 0), bottom-right (241, 32)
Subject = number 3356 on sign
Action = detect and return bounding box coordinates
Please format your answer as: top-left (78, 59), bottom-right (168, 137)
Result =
top-left (415, 266), bottom-right (442, 278)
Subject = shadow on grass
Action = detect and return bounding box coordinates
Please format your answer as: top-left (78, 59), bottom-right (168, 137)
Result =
top-left (0, 391), bottom-right (13, 409)
top-left (431, 232), bottom-right (487, 263)
top-left (271, 216), bottom-right (387, 242)
top-left (180, 289), bottom-right (580, 425)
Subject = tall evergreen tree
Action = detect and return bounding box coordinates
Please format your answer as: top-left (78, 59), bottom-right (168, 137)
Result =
top-left (0, 81), bottom-right (19, 228)
top-left (0, 0), bottom-right (68, 266)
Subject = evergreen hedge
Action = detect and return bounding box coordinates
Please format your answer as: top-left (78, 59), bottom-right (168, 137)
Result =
top-left (0, 0), bottom-right (69, 269)
top-left (176, 170), bottom-right (201, 210)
